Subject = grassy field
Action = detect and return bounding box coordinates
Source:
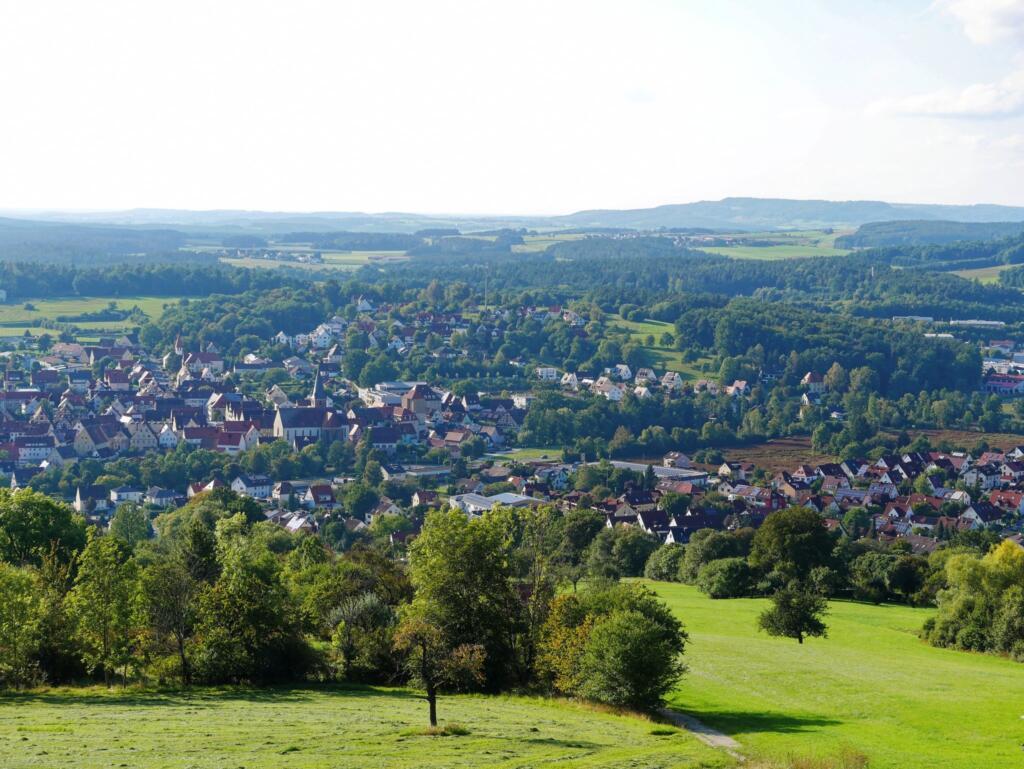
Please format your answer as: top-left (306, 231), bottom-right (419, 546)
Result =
top-left (699, 244), bottom-right (849, 260)
top-left (0, 686), bottom-right (728, 769)
top-left (695, 229), bottom-right (851, 261)
top-left (951, 264), bottom-right (1012, 284)
top-left (0, 296), bottom-right (182, 336)
top-left (608, 315), bottom-right (715, 378)
top-left (220, 256), bottom-right (366, 272)
top-left (512, 233), bottom-right (586, 253)
top-left (652, 582), bottom-right (1024, 769)
top-left (322, 250), bottom-right (408, 266)
top-left (485, 446), bottom-right (563, 461)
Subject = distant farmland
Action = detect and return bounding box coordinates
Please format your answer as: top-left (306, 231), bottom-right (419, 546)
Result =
top-left (0, 296), bottom-right (182, 338)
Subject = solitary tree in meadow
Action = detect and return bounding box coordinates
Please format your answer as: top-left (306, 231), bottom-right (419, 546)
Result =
top-left (758, 582), bottom-right (828, 645)
top-left (392, 604), bottom-right (484, 727)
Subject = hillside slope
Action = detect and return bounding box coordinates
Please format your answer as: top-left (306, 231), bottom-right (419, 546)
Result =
top-left (651, 582), bottom-right (1024, 769)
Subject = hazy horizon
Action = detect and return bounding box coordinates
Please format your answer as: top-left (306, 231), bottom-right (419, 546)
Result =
top-left (2, 1), bottom-right (1024, 213)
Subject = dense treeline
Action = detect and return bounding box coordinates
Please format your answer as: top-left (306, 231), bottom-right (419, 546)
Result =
top-left (675, 298), bottom-right (981, 395)
top-left (371, 236), bottom-right (1024, 322)
top-left (0, 218), bottom-right (187, 263)
top-left (857, 232), bottom-right (1024, 271)
top-left (837, 220), bottom-right (1024, 248)
top-left (0, 262), bottom-right (296, 301)
top-left (277, 231), bottom-right (424, 250)
top-left (0, 489), bottom-right (687, 720)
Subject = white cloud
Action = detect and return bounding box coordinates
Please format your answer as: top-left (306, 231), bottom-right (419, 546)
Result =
top-left (942, 0), bottom-right (1024, 45)
top-left (869, 68), bottom-right (1024, 117)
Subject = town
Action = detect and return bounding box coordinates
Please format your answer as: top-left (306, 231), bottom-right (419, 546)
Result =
top-left (0, 292), bottom-right (1021, 561)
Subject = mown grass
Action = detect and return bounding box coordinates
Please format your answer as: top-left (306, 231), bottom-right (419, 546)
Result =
top-left (0, 685), bottom-right (729, 769)
top-left (651, 581), bottom-right (1024, 769)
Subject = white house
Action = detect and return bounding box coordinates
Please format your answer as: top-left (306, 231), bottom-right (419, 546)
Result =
top-left (231, 474), bottom-right (272, 500)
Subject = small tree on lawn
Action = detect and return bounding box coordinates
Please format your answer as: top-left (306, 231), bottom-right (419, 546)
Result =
top-left (758, 582), bottom-right (828, 645)
top-left (392, 604), bottom-right (485, 727)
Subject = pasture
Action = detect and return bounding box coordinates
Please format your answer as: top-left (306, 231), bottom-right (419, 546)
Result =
top-left (652, 582), bottom-right (1024, 769)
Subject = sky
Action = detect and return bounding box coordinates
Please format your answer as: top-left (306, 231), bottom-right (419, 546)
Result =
top-left (1, 0), bottom-right (1024, 214)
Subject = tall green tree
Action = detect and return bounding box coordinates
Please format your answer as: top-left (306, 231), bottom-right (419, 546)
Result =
top-left (67, 531), bottom-right (140, 686)
top-left (0, 489), bottom-right (86, 566)
top-left (408, 509), bottom-right (520, 689)
top-left (0, 563), bottom-right (44, 688)
top-left (750, 507), bottom-right (834, 581)
top-left (141, 554), bottom-right (199, 685)
top-left (109, 503), bottom-right (151, 550)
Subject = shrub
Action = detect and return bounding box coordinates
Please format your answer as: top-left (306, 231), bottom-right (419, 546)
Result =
top-left (644, 543), bottom-right (684, 581)
top-left (577, 609), bottom-right (685, 710)
top-left (696, 557), bottom-right (753, 599)
top-left (539, 583), bottom-right (687, 710)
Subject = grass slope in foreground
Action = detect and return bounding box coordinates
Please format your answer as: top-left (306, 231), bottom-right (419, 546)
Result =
top-left (651, 581), bottom-right (1024, 769)
top-left (0, 686), bottom-right (729, 769)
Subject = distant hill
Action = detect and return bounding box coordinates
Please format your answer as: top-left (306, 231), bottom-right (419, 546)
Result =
top-left (837, 220), bottom-right (1024, 248)
top-left (553, 197), bottom-right (1024, 231)
top-left (0, 216), bottom-right (189, 263)
top-left (9, 197), bottom-right (1024, 234)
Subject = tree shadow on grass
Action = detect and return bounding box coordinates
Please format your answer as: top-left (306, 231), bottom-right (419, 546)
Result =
top-left (685, 709), bottom-right (841, 736)
top-left (520, 737), bottom-right (601, 750)
top-left (1, 683), bottom-right (417, 709)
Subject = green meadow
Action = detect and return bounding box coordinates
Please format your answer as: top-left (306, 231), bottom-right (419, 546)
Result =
top-left (0, 686), bottom-right (728, 769)
top-left (695, 229), bottom-right (851, 260)
top-left (608, 314), bottom-right (715, 378)
top-left (0, 296), bottom-right (182, 336)
top-left (2, 586), bottom-right (1017, 768)
top-left (652, 581), bottom-right (1024, 769)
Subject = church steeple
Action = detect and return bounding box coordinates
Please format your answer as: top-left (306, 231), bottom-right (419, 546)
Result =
top-left (308, 369), bottom-right (329, 408)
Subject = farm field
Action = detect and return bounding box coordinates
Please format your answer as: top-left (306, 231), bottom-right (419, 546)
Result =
top-left (695, 229), bottom-right (852, 260)
top-left (718, 427), bottom-right (1024, 474)
top-left (698, 244), bottom-right (849, 260)
top-left (0, 296), bottom-right (183, 336)
top-left (652, 582), bottom-right (1024, 769)
top-left (721, 436), bottom-right (832, 473)
top-left (512, 233), bottom-right (586, 253)
top-left (0, 686), bottom-right (728, 769)
top-left (608, 315), bottom-right (715, 378)
top-left (220, 249), bottom-right (408, 272)
top-left (321, 250), bottom-right (408, 266)
top-left (914, 427), bottom-right (1024, 450)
